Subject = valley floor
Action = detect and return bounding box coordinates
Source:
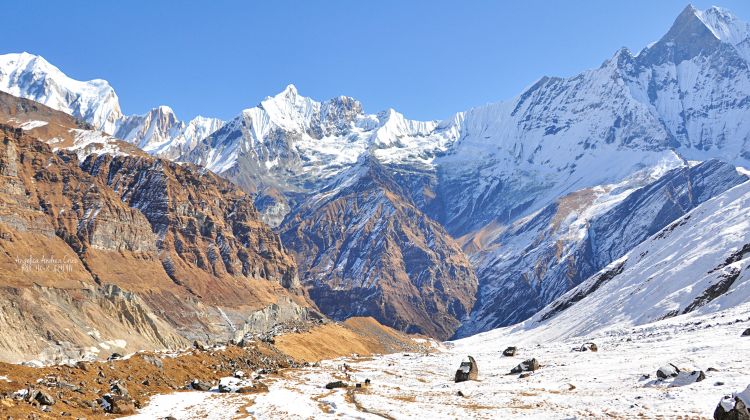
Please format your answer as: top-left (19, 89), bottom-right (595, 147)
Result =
top-left (128, 303), bottom-right (750, 419)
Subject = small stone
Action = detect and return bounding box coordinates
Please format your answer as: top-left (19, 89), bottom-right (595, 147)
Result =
top-left (502, 347), bottom-right (517, 357)
top-left (742, 328), bottom-right (750, 337)
top-left (519, 372), bottom-right (532, 379)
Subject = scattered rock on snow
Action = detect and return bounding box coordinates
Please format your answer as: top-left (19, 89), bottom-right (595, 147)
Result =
top-left (325, 381), bottom-right (348, 390)
top-left (503, 346), bottom-right (517, 357)
top-left (190, 379), bottom-right (212, 391)
top-left (519, 372), bottom-right (532, 379)
top-left (656, 363), bottom-right (680, 379)
top-left (742, 328), bottom-right (750, 337)
top-left (454, 356), bottom-right (478, 383)
top-left (579, 342), bottom-right (598, 352)
top-left (510, 358), bottom-right (540, 374)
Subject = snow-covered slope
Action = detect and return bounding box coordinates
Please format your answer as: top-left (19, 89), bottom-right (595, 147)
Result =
top-left (0, 52), bottom-right (223, 159)
top-left (455, 160), bottom-right (748, 337)
top-left (512, 177), bottom-right (750, 341)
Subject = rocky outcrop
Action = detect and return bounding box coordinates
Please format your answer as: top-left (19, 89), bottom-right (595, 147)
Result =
top-left (280, 158), bottom-right (477, 339)
top-left (0, 122), bottom-right (308, 362)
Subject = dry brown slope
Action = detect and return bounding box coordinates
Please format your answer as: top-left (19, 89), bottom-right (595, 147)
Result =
top-left (274, 317), bottom-right (425, 362)
top-left (0, 118), bottom-right (309, 363)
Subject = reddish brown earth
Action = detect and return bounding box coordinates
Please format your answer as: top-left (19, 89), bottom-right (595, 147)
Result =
top-left (0, 317), bottom-right (422, 419)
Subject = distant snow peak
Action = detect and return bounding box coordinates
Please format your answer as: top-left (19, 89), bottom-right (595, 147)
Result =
top-left (0, 52), bottom-right (224, 159)
top-left (0, 52), bottom-right (123, 133)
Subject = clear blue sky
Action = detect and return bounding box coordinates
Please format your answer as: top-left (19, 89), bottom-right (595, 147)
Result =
top-left (3, 1), bottom-right (749, 121)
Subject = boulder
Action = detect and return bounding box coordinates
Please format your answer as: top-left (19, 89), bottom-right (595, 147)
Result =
top-left (656, 363), bottom-right (680, 379)
top-left (503, 347), bottom-right (517, 357)
top-left (742, 328), bottom-right (750, 337)
top-left (519, 372), bottom-right (532, 379)
top-left (107, 353), bottom-right (123, 361)
top-left (110, 382), bottom-right (129, 397)
top-left (218, 377), bottom-right (253, 393)
top-left (190, 379), bottom-right (212, 391)
top-left (454, 356), bottom-right (479, 383)
top-left (510, 358), bottom-right (540, 374)
top-left (714, 385), bottom-right (750, 420)
top-left (27, 389), bottom-right (55, 406)
top-left (325, 381), bottom-right (348, 390)
top-left (102, 395), bottom-right (135, 415)
top-left (193, 340), bottom-right (207, 351)
top-left (141, 355), bottom-right (163, 369)
top-left (581, 342), bottom-right (598, 352)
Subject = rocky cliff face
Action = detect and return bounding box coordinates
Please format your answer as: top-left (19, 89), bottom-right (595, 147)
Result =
top-left (280, 158), bottom-right (477, 339)
top-left (0, 119), bottom-right (307, 362)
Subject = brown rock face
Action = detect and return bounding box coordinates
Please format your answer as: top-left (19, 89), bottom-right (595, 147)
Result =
top-left (0, 118), bottom-right (306, 362)
top-left (281, 158), bottom-right (478, 340)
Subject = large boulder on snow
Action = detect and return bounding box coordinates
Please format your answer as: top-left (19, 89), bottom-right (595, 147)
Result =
top-left (503, 347), bottom-right (517, 357)
top-left (510, 358), bottom-right (540, 374)
top-left (454, 356), bottom-right (479, 383)
top-left (657, 363), bottom-right (680, 379)
top-left (714, 385), bottom-right (750, 420)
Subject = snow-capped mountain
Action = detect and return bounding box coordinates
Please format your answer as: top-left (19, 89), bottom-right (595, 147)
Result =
top-left (115, 106), bottom-right (223, 159)
top-left (0, 52), bottom-right (123, 133)
top-left (0, 52), bottom-right (223, 159)
top-left (176, 5), bottom-right (750, 338)
top-left (183, 84), bottom-right (457, 226)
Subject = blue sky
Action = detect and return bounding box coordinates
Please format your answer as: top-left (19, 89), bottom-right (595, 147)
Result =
top-left (4, 1), bottom-right (749, 121)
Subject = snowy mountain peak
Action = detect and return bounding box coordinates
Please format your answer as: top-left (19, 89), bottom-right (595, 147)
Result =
top-left (696, 5), bottom-right (750, 46)
top-left (0, 52), bottom-right (223, 159)
top-left (0, 52), bottom-right (123, 133)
